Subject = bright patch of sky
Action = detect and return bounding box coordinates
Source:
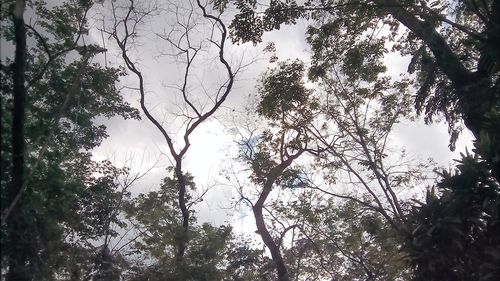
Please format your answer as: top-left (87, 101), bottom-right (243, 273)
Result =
top-left (85, 0), bottom-right (473, 237)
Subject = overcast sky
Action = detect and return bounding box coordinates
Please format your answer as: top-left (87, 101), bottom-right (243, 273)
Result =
top-left (67, 0), bottom-right (473, 230)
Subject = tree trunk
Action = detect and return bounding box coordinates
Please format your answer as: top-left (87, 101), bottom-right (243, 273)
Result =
top-left (175, 163), bottom-right (190, 261)
top-left (253, 166), bottom-right (292, 281)
top-left (380, 0), bottom-right (500, 180)
top-left (253, 201), bottom-right (291, 281)
top-left (6, 1), bottom-right (29, 280)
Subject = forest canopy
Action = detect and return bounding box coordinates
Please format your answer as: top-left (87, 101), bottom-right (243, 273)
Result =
top-left (1, 0), bottom-right (499, 280)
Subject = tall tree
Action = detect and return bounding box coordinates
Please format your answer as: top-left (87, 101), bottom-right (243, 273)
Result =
top-left (237, 60), bottom-right (322, 281)
top-left (1, 0), bottom-right (139, 279)
top-left (234, 58), bottom-right (431, 279)
top-left (226, 0), bottom-right (500, 279)
top-left (3, 0), bottom-right (28, 280)
top-left (226, 0), bottom-right (500, 180)
top-left (122, 172), bottom-right (265, 281)
top-left (108, 0), bottom-right (238, 262)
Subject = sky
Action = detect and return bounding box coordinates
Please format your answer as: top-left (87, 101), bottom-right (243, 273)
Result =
top-left (0, 5), bottom-right (482, 274)
top-left (0, 2), bottom-right (477, 259)
top-left (3, 0), bottom-right (472, 233)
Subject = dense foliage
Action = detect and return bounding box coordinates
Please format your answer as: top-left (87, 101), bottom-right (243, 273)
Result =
top-left (1, 0), bottom-right (498, 280)
top-left (1, 0), bottom-right (140, 279)
top-left (224, 0), bottom-right (499, 279)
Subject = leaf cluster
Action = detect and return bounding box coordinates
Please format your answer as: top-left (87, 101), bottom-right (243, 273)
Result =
top-left (405, 152), bottom-right (500, 280)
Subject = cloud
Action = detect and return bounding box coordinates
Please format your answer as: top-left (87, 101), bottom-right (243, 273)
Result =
top-left (88, 0), bottom-right (473, 234)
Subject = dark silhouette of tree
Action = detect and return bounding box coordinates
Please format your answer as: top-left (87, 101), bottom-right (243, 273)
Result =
top-left (235, 61), bottom-right (316, 281)
top-left (233, 57), bottom-right (431, 279)
top-left (121, 172), bottom-right (265, 281)
top-left (1, 0), bottom-right (139, 280)
top-left (2, 0), bottom-right (497, 279)
top-left (226, 0), bottom-right (500, 181)
top-left (107, 0), bottom-right (238, 263)
top-left (224, 1), bottom-right (500, 279)
top-left (4, 1), bottom-right (28, 280)
top-left (404, 152), bottom-right (500, 280)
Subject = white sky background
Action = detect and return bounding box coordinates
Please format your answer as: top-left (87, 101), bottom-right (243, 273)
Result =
top-left (82, 0), bottom-right (474, 233)
top-left (0, 0), bottom-right (475, 263)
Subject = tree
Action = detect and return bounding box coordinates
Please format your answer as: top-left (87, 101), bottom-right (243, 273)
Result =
top-left (304, 54), bottom-right (420, 235)
top-left (235, 60), bottom-right (322, 281)
top-left (226, 0), bottom-right (500, 180)
top-left (1, 0), bottom-right (139, 279)
top-left (404, 152), bottom-right (500, 280)
top-left (225, 1), bottom-right (499, 279)
top-left (122, 172), bottom-right (264, 281)
top-left (107, 0), bottom-right (238, 262)
top-left (231, 52), bottom-right (432, 278)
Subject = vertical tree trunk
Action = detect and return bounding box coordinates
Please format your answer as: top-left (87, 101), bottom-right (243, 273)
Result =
top-left (175, 162), bottom-right (190, 261)
top-left (253, 201), bottom-right (290, 281)
top-left (253, 165), bottom-right (293, 281)
top-left (8, 0), bottom-right (27, 214)
top-left (6, 1), bottom-right (28, 281)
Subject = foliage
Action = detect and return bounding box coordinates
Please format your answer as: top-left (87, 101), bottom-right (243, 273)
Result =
top-left (1, 0), bottom-right (498, 280)
top-left (404, 152), bottom-right (500, 280)
top-left (124, 172), bottom-right (264, 281)
top-left (228, 0), bottom-right (500, 154)
top-left (227, 1), bottom-right (500, 279)
top-left (274, 196), bottom-right (410, 280)
top-left (1, 0), bottom-right (139, 279)
top-left (257, 60), bottom-right (316, 122)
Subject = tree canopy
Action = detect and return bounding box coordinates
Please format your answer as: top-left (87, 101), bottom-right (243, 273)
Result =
top-left (1, 0), bottom-right (498, 280)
